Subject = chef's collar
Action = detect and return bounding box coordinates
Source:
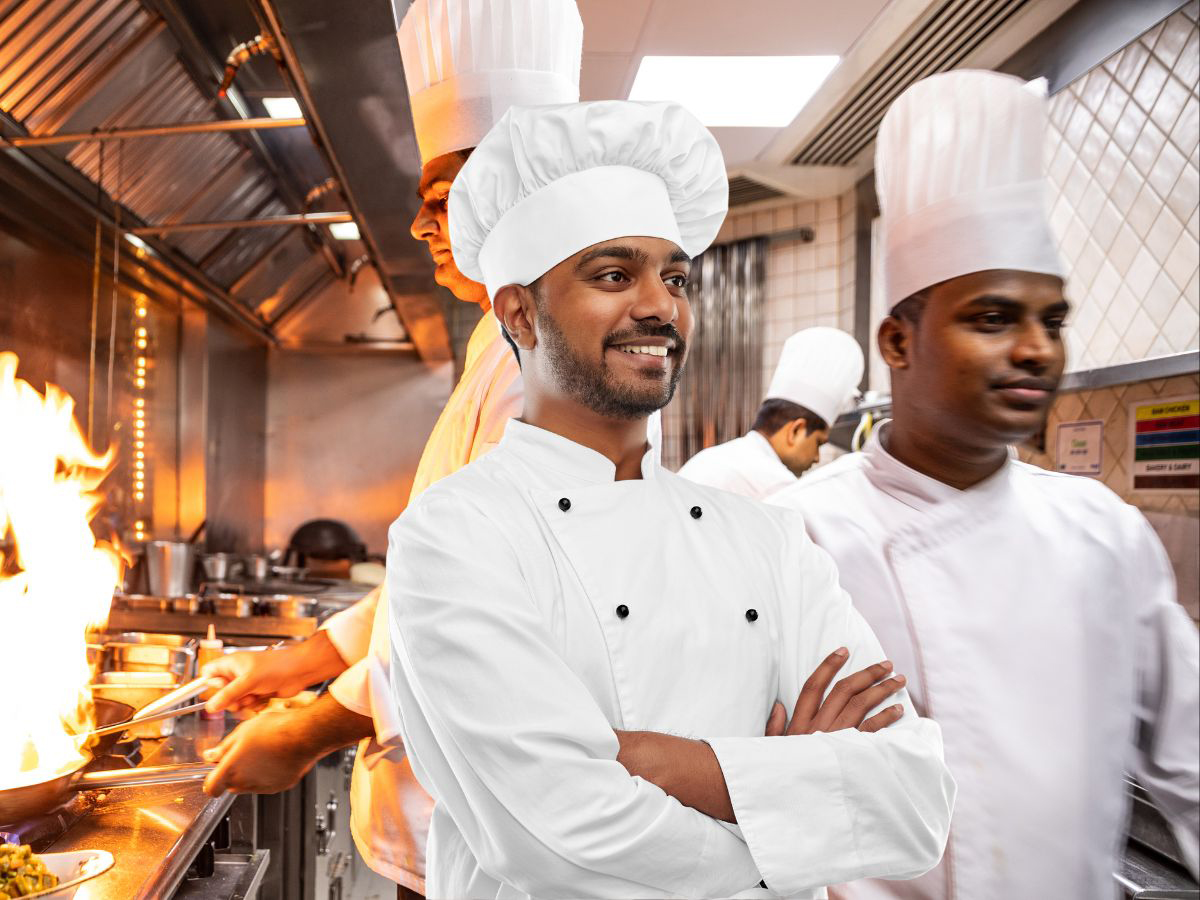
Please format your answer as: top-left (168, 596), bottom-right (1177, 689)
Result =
top-left (501, 418), bottom-right (658, 484)
top-left (863, 421), bottom-right (1014, 513)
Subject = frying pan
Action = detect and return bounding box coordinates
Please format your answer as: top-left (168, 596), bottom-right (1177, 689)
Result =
top-left (0, 699), bottom-right (212, 823)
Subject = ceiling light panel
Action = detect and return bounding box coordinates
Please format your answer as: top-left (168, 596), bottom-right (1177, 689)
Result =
top-left (329, 222), bottom-right (361, 240)
top-left (629, 56), bottom-right (839, 127)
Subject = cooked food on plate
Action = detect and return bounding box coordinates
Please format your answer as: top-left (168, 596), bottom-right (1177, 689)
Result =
top-left (0, 844), bottom-right (59, 898)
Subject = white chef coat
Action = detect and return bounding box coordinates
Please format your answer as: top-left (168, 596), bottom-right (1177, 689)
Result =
top-left (770, 424), bottom-right (1200, 900)
top-left (324, 313), bottom-right (522, 890)
top-left (678, 430), bottom-right (796, 500)
top-left (385, 418), bottom-right (955, 900)
top-left (323, 316), bottom-right (666, 890)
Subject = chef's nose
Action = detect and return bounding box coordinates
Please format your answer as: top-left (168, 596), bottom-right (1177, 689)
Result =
top-left (1011, 317), bottom-right (1055, 371)
top-left (629, 275), bottom-right (679, 324)
top-left (410, 203), bottom-right (438, 242)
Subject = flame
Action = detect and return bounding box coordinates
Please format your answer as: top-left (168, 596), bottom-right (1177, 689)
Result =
top-left (0, 352), bottom-right (121, 787)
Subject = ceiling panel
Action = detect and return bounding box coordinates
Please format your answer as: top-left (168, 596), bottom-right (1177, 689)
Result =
top-left (577, 0), bottom-right (654, 54)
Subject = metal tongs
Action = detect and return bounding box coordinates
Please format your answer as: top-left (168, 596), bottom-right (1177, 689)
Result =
top-left (84, 676), bottom-right (218, 740)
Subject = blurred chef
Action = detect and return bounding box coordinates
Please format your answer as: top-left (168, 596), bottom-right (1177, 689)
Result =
top-left (678, 326), bottom-right (863, 498)
top-left (771, 70), bottom-right (1200, 900)
top-left (387, 98), bottom-right (955, 899)
top-left (199, 2), bottom-right (584, 896)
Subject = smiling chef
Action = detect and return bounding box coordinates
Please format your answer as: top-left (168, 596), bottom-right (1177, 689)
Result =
top-left (772, 70), bottom-right (1200, 899)
top-left (385, 97), bottom-right (956, 899)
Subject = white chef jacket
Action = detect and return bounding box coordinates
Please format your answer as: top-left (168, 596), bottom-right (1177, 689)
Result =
top-left (678, 430), bottom-right (796, 500)
top-left (324, 313), bottom-right (522, 890)
top-left (770, 424), bottom-right (1200, 900)
top-left (386, 419), bottom-right (955, 899)
top-left (323, 316), bottom-right (666, 890)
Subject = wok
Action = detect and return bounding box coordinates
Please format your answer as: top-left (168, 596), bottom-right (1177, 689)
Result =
top-left (0, 699), bottom-right (212, 823)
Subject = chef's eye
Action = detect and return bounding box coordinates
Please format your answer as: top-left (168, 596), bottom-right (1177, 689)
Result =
top-left (595, 270), bottom-right (629, 284)
top-left (437, 196), bottom-right (449, 211)
top-left (1044, 316), bottom-right (1067, 335)
top-left (664, 274), bottom-right (689, 289)
top-left (973, 311), bottom-right (1010, 330)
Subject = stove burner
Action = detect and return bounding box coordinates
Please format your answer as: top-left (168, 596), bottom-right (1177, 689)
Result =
top-left (0, 793), bottom-right (94, 853)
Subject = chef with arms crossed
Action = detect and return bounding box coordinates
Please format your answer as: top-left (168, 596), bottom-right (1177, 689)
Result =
top-left (386, 98), bottom-right (955, 899)
top-left (771, 70), bottom-right (1200, 899)
top-left (198, 2), bottom-right (588, 896)
top-left (679, 326), bottom-right (864, 498)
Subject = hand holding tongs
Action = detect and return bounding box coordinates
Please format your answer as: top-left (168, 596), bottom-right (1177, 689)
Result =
top-left (85, 676), bottom-right (218, 740)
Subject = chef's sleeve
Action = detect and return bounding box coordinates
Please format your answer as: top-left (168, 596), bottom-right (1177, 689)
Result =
top-left (327, 586), bottom-right (405, 746)
top-left (706, 519), bottom-right (956, 897)
top-left (1127, 510), bottom-right (1200, 878)
top-left (321, 587), bottom-right (380, 665)
top-left (387, 494), bottom-right (766, 899)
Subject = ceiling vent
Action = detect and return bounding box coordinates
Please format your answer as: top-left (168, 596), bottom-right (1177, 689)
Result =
top-left (728, 174), bottom-right (785, 207)
top-left (793, 0), bottom-right (1031, 166)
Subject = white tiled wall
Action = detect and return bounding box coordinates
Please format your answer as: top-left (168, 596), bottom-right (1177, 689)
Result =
top-left (1046, 3), bottom-right (1200, 370)
top-left (714, 189), bottom-right (858, 392)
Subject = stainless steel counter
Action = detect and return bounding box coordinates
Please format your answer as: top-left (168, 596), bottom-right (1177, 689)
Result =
top-left (46, 715), bottom-right (241, 900)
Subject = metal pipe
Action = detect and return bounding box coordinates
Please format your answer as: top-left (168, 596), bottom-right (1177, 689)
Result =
top-left (4, 117), bottom-right (305, 148)
top-left (132, 212), bottom-right (353, 236)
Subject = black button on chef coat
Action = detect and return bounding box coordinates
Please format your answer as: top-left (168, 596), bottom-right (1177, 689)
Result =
top-left (558, 497), bottom-right (571, 512)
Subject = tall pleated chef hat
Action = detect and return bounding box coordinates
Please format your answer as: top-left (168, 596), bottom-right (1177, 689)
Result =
top-left (765, 327), bottom-right (864, 427)
top-left (876, 69), bottom-right (1064, 310)
top-left (449, 100), bottom-right (728, 299)
top-left (396, 0), bottom-right (583, 165)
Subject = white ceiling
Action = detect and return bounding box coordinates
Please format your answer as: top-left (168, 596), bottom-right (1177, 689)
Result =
top-left (576, 0), bottom-right (893, 167)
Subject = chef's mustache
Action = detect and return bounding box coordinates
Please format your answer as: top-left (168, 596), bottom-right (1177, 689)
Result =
top-left (604, 323), bottom-right (687, 355)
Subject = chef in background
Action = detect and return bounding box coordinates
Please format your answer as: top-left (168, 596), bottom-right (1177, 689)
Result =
top-left (772, 69), bottom-right (1200, 900)
top-left (199, 2), bottom-right (585, 897)
top-left (678, 326), bottom-right (863, 499)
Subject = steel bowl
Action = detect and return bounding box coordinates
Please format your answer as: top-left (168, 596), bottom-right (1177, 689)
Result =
top-left (115, 594), bottom-right (170, 613)
top-left (169, 594), bottom-right (202, 614)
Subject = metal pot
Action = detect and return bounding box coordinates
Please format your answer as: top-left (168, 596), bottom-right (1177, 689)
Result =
top-left (243, 555), bottom-right (270, 582)
top-left (200, 552), bottom-right (241, 583)
top-left (145, 541), bottom-right (195, 597)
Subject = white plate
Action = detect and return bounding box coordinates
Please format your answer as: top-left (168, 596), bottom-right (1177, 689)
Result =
top-left (12, 849), bottom-right (114, 898)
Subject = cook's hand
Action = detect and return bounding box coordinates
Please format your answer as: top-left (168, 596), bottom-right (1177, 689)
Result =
top-left (202, 707), bottom-right (323, 796)
top-left (203, 630), bottom-right (347, 713)
top-left (765, 647), bottom-right (906, 736)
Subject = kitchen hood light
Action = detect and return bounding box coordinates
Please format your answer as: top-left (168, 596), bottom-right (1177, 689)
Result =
top-left (263, 96), bottom-right (303, 119)
top-left (629, 56), bottom-right (839, 127)
top-left (124, 233), bottom-right (148, 251)
top-left (329, 221), bottom-right (361, 241)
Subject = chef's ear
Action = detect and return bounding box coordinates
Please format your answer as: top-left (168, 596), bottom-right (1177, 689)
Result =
top-left (494, 283), bottom-right (538, 352)
top-left (879, 292), bottom-right (925, 371)
top-left (785, 417), bottom-right (809, 447)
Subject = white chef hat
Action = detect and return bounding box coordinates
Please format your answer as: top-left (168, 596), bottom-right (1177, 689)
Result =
top-left (876, 69), bottom-right (1064, 310)
top-left (449, 100), bottom-right (728, 298)
top-left (765, 327), bottom-right (864, 427)
top-left (396, 0), bottom-right (583, 165)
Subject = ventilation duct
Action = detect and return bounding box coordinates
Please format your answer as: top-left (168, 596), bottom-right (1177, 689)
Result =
top-left (728, 174), bottom-right (785, 207)
top-left (793, 0), bottom-right (1032, 166)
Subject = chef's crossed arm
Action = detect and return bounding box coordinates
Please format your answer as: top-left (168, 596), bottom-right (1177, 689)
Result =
top-left (386, 494), bottom-right (765, 898)
top-left (703, 527), bottom-right (956, 896)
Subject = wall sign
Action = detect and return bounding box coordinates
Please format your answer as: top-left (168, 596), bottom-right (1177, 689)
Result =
top-left (1055, 420), bottom-right (1103, 475)
top-left (1129, 395), bottom-right (1200, 492)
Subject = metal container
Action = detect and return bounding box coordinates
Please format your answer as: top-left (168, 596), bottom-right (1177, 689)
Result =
top-left (145, 541), bottom-right (195, 597)
top-left (213, 592), bottom-right (254, 617)
top-left (99, 633), bottom-right (196, 679)
top-left (244, 555), bottom-right (270, 582)
top-left (115, 594), bottom-right (171, 613)
top-left (271, 565), bottom-right (308, 582)
top-left (169, 594), bottom-right (202, 614)
top-left (91, 672), bottom-right (182, 738)
top-left (255, 594), bottom-right (319, 619)
top-left (200, 552), bottom-right (241, 583)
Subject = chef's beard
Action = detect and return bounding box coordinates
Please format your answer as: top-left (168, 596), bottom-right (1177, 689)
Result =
top-left (535, 301), bottom-right (686, 421)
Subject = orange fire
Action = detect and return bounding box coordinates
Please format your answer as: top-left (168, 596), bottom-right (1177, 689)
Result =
top-left (0, 352), bottom-right (121, 785)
